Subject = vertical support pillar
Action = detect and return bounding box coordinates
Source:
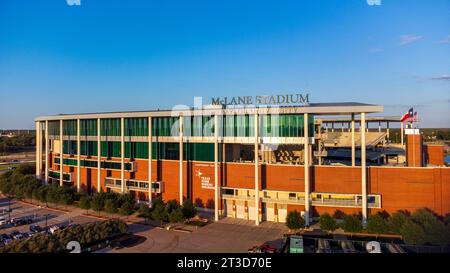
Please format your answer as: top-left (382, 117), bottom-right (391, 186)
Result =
top-left (214, 114), bottom-right (219, 221)
top-left (179, 115), bottom-right (184, 204)
top-left (304, 113), bottom-right (310, 226)
top-left (351, 113), bottom-right (355, 167)
top-left (77, 119), bottom-right (81, 192)
top-left (45, 120), bottom-right (49, 184)
top-left (386, 121), bottom-right (390, 139)
top-left (59, 120), bottom-right (63, 186)
top-left (97, 118), bottom-right (101, 192)
top-left (121, 117), bottom-right (125, 193)
top-left (378, 122), bottom-right (381, 133)
top-left (360, 113), bottom-right (367, 225)
top-left (254, 113), bottom-right (259, 226)
top-left (401, 122), bottom-right (404, 147)
top-left (35, 121), bottom-right (41, 177)
top-left (148, 116), bottom-right (153, 207)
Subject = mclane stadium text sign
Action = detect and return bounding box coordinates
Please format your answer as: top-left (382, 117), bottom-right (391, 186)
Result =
top-left (211, 93), bottom-right (309, 106)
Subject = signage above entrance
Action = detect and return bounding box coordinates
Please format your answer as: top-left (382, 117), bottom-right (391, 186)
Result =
top-left (211, 93), bottom-right (310, 107)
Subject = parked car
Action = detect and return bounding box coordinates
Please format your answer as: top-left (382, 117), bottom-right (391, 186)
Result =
top-left (11, 215), bottom-right (34, 227)
top-left (13, 233), bottom-right (25, 240)
top-left (3, 238), bottom-right (13, 245)
top-left (248, 243), bottom-right (277, 253)
top-left (0, 233), bottom-right (11, 241)
top-left (10, 230), bottom-right (20, 237)
top-left (49, 225), bottom-right (60, 234)
top-left (0, 216), bottom-right (9, 226)
top-left (24, 231), bottom-right (34, 238)
top-left (29, 224), bottom-right (42, 233)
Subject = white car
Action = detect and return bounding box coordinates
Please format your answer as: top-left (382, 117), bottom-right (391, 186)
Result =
top-left (49, 225), bottom-right (60, 234)
top-left (0, 217), bottom-right (8, 226)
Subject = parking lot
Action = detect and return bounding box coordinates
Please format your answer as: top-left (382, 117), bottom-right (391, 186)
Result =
top-left (98, 217), bottom-right (288, 253)
top-left (0, 196), bottom-right (98, 246)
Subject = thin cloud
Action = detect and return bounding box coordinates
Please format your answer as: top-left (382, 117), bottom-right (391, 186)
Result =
top-left (398, 34), bottom-right (423, 46)
top-left (429, 74), bottom-right (450, 81)
top-left (434, 35), bottom-right (450, 44)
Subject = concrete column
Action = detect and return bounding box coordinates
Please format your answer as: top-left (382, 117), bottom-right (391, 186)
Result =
top-left (35, 121), bottom-right (41, 177)
top-left (214, 114), bottom-right (219, 222)
top-left (179, 115), bottom-right (184, 204)
top-left (254, 113), bottom-right (259, 226)
top-left (45, 120), bottom-right (49, 184)
top-left (148, 116), bottom-right (153, 207)
top-left (121, 117), bottom-right (125, 193)
top-left (386, 121), bottom-right (390, 139)
top-left (97, 118), bottom-right (101, 192)
top-left (304, 113), bottom-right (310, 226)
top-left (77, 119), bottom-right (80, 192)
top-left (341, 123), bottom-right (344, 132)
top-left (59, 120), bottom-right (63, 186)
top-left (351, 113), bottom-right (355, 167)
top-left (378, 122), bottom-right (381, 133)
top-left (401, 122), bottom-right (404, 147)
top-left (360, 113), bottom-right (367, 225)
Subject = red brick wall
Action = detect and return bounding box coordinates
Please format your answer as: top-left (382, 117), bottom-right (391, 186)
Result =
top-left (407, 135), bottom-right (423, 167)
top-left (265, 164), bottom-right (305, 191)
top-left (313, 166), bottom-right (361, 193)
top-left (223, 162), bottom-right (260, 189)
top-left (369, 166), bottom-right (450, 215)
top-left (425, 144), bottom-right (445, 166)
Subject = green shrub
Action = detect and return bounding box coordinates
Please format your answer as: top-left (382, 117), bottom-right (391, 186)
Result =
top-left (367, 214), bottom-right (389, 234)
top-left (341, 214), bottom-right (363, 233)
top-left (79, 196), bottom-right (91, 213)
top-left (401, 219), bottom-right (426, 245)
top-left (285, 210), bottom-right (305, 230)
top-left (318, 212), bottom-right (337, 232)
top-left (388, 211), bottom-right (409, 234)
top-left (181, 199), bottom-right (197, 219)
top-left (169, 207), bottom-right (185, 223)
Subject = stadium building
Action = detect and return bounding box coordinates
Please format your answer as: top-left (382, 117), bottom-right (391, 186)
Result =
top-left (34, 98), bottom-right (449, 225)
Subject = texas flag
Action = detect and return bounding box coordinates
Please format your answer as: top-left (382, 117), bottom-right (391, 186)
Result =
top-left (406, 112), bottom-right (418, 122)
top-left (401, 107), bottom-right (413, 122)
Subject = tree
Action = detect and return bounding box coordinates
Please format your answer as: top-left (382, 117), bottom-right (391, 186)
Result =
top-left (91, 193), bottom-right (105, 216)
top-left (138, 203), bottom-right (151, 224)
top-left (151, 201), bottom-right (168, 227)
top-left (166, 199), bottom-right (180, 214)
top-left (181, 199), bottom-right (196, 219)
top-left (118, 200), bottom-right (133, 216)
top-left (169, 207), bottom-right (184, 223)
top-left (389, 211), bottom-right (409, 234)
top-left (319, 212), bottom-right (337, 232)
top-left (104, 199), bottom-right (118, 217)
top-left (367, 214), bottom-right (389, 234)
top-left (341, 214), bottom-right (363, 233)
top-left (285, 210), bottom-right (305, 230)
top-left (79, 196), bottom-right (91, 214)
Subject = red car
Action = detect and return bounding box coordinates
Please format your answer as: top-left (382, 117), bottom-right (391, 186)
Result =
top-left (248, 243), bottom-right (277, 253)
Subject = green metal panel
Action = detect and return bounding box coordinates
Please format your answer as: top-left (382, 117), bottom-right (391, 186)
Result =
top-left (63, 120), bottom-right (77, 136)
top-left (80, 119), bottom-right (97, 136)
top-left (63, 140), bottom-right (77, 155)
top-left (80, 141), bottom-right (97, 156)
top-left (125, 117), bottom-right (148, 137)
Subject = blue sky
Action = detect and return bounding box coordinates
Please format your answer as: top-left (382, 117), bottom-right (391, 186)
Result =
top-left (0, 0), bottom-right (449, 129)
